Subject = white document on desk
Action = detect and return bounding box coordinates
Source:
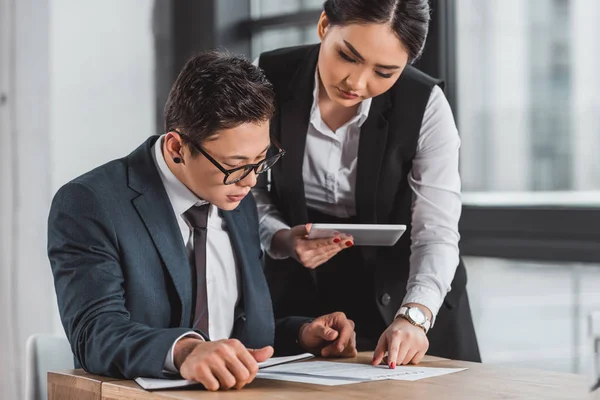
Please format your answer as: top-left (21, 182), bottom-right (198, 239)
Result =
top-left (261, 361), bottom-right (467, 382)
top-left (256, 371), bottom-right (368, 386)
top-left (134, 353), bottom-right (315, 390)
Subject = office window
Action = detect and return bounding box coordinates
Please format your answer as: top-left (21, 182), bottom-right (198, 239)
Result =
top-left (251, 0), bottom-right (324, 18)
top-left (250, 0), bottom-right (321, 58)
top-left (455, 1), bottom-right (600, 376)
top-left (252, 26), bottom-right (319, 59)
top-left (456, 0), bottom-right (600, 192)
top-left (466, 257), bottom-right (600, 375)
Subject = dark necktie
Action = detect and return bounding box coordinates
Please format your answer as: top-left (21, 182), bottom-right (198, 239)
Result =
top-left (184, 203), bottom-right (210, 335)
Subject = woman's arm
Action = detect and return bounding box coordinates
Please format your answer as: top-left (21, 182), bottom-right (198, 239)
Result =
top-left (251, 54), bottom-right (292, 258)
top-left (251, 187), bottom-right (292, 259)
top-left (400, 85), bottom-right (462, 325)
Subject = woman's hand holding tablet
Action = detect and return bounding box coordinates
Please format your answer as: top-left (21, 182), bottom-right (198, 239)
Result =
top-left (270, 223), bottom-right (354, 269)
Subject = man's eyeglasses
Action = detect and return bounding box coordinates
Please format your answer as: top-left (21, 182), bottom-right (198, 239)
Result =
top-left (172, 130), bottom-right (285, 185)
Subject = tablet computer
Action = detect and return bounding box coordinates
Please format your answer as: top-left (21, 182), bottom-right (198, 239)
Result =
top-left (307, 223), bottom-right (407, 246)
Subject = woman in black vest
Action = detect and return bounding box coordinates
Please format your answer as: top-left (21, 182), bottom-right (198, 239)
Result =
top-left (253, 0), bottom-right (481, 365)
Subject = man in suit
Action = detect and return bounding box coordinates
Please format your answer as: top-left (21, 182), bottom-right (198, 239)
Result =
top-left (48, 51), bottom-right (357, 391)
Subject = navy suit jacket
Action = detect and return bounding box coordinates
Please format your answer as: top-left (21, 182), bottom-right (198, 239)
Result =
top-left (48, 136), bottom-right (308, 379)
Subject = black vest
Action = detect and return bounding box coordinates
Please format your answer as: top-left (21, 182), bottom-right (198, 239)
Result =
top-left (259, 44), bottom-right (466, 326)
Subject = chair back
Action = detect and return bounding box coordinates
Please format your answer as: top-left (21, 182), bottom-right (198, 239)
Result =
top-left (24, 334), bottom-right (73, 400)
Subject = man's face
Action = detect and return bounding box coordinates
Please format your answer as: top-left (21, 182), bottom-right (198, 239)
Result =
top-left (173, 121), bottom-right (271, 210)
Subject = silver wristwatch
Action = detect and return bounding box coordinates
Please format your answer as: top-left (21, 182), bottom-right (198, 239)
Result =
top-left (397, 306), bottom-right (431, 333)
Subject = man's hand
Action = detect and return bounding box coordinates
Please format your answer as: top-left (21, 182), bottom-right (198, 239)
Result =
top-left (271, 224), bottom-right (353, 269)
top-left (371, 317), bottom-right (429, 368)
top-left (298, 312), bottom-right (357, 357)
top-left (175, 338), bottom-right (273, 391)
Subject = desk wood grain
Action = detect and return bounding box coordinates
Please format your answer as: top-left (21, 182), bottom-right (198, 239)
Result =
top-left (97, 353), bottom-right (591, 400)
top-left (47, 369), bottom-right (120, 400)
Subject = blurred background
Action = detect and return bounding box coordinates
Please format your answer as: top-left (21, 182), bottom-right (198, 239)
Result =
top-left (0, 0), bottom-right (599, 398)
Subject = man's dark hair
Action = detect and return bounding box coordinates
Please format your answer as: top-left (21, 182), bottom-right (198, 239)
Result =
top-left (164, 50), bottom-right (275, 155)
top-left (323, 0), bottom-right (430, 63)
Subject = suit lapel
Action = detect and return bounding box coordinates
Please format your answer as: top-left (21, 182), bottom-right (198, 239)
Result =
top-left (277, 45), bottom-right (320, 225)
top-left (355, 93), bottom-right (392, 224)
top-left (221, 209), bottom-right (275, 348)
top-left (128, 137), bottom-right (193, 327)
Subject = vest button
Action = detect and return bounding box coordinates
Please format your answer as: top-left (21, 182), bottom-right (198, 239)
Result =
top-left (380, 293), bottom-right (391, 306)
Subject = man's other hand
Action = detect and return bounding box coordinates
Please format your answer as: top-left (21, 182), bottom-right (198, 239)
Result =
top-left (298, 312), bottom-right (357, 357)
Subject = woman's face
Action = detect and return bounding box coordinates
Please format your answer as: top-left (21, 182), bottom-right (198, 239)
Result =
top-left (317, 14), bottom-right (410, 107)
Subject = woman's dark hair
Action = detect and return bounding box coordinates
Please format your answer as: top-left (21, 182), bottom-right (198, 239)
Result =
top-left (164, 50), bottom-right (275, 155)
top-left (323, 0), bottom-right (430, 63)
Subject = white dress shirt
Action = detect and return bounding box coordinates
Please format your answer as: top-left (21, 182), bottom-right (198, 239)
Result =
top-left (152, 136), bottom-right (241, 372)
top-left (252, 66), bottom-right (461, 324)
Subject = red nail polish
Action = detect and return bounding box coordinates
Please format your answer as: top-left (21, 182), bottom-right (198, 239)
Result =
top-left (346, 241), bottom-right (353, 247)
top-left (333, 238), bottom-right (341, 244)
top-left (390, 362), bottom-right (396, 369)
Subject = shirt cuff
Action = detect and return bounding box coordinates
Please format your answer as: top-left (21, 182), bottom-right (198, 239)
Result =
top-left (399, 285), bottom-right (445, 329)
top-left (163, 331), bottom-right (204, 373)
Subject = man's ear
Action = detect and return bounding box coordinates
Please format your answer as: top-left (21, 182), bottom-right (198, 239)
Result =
top-left (317, 11), bottom-right (330, 41)
top-left (164, 131), bottom-right (185, 162)
top-left (164, 132), bottom-right (183, 153)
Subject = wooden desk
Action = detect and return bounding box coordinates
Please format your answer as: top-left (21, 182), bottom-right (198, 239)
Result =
top-left (47, 369), bottom-right (120, 400)
top-left (49, 353), bottom-right (592, 400)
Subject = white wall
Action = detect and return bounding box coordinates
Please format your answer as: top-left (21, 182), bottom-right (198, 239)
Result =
top-left (50, 0), bottom-right (156, 193)
top-left (0, 0), bottom-right (19, 397)
top-left (0, 0), bottom-right (53, 398)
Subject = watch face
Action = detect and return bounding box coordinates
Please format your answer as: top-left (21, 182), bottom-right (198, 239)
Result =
top-left (408, 307), bottom-right (426, 325)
